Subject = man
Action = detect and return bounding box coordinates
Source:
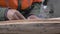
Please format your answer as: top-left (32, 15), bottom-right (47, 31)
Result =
top-left (0, 0), bottom-right (42, 21)
top-left (47, 0), bottom-right (60, 18)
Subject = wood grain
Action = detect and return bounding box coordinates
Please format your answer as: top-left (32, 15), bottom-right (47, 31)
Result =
top-left (0, 18), bottom-right (60, 34)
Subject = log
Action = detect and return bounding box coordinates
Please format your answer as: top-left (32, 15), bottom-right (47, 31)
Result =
top-left (0, 18), bottom-right (60, 34)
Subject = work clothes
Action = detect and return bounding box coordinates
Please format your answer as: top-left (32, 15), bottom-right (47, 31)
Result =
top-left (0, 0), bottom-right (42, 10)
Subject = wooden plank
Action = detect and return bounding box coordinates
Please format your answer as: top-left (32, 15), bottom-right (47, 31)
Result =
top-left (0, 18), bottom-right (60, 25)
top-left (0, 23), bottom-right (60, 34)
top-left (0, 18), bottom-right (60, 34)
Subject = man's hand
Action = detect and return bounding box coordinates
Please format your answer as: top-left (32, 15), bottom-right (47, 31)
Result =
top-left (27, 15), bottom-right (40, 20)
top-left (7, 9), bottom-right (26, 20)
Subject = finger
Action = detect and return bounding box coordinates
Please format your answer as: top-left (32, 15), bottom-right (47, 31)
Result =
top-left (15, 11), bottom-right (26, 19)
top-left (27, 16), bottom-right (40, 20)
top-left (12, 13), bottom-right (20, 20)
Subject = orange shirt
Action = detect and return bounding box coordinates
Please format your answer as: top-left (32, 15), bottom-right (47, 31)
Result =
top-left (0, 0), bottom-right (18, 9)
top-left (21, 0), bottom-right (42, 10)
top-left (0, 0), bottom-right (42, 10)
top-left (33, 0), bottom-right (42, 2)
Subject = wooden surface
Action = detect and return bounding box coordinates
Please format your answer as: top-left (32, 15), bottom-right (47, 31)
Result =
top-left (0, 18), bottom-right (60, 34)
